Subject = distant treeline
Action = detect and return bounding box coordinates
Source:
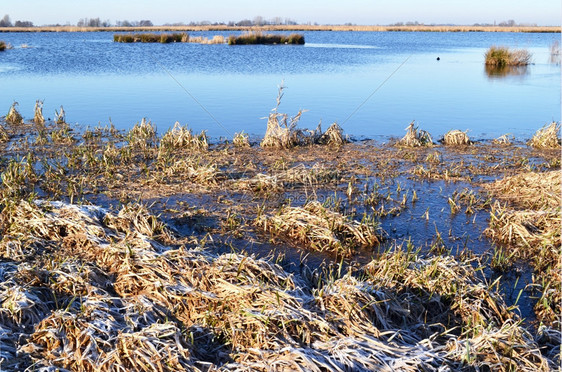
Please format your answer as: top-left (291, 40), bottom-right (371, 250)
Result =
top-left (0, 15), bottom-right (33, 27)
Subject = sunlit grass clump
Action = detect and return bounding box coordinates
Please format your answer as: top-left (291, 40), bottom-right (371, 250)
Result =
top-left (527, 122), bottom-right (561, 149)
top-left (442, 129), bottom-right (471, 146)
top-left (485, 46), bottom-right (532, 66)
top-left (397, 121), bottom-right (433, 147)
top-left (6, 102), bottom-right (23, 125)
top-left (228, 32), bottom-right (305, 45)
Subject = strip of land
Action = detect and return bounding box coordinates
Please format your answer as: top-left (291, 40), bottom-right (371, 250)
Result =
top-left (0, 24), bottom-right (559, 33)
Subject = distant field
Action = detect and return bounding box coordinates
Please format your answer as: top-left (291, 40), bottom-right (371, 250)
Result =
top-left (0, 24), bottom-right (560, 33)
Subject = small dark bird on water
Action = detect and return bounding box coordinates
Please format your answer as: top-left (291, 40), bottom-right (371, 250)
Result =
top-left (436, 57), bottom-right (440, 61)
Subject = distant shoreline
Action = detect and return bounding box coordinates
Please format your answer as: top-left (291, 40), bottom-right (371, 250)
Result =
top-left (0, 24), bottom-right (560, 33)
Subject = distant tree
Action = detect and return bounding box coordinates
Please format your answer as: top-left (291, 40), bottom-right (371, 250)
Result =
top-left (88, 18), bottom-right (101, 27)
top-left (499, 19), bottom-right (516, 27)
top-left (0, 14), bottom-right (12, 27)
top-left (236, 19), bottom-right (253, 26)
top-left (253, 16), bottom-right (266, 26)
top-left (139, 20), bottom-right (153, 27)
top-left (14, 20), bottom-right (33, 27)
top-left (116, 20), bottom-right (133, 27)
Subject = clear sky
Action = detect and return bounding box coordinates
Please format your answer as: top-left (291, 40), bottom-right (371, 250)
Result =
top-left (3, 0), bottom-right (561, 26)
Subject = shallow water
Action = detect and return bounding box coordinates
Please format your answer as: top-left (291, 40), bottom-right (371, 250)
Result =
top-left (0, 31), bottom-right (559, 140)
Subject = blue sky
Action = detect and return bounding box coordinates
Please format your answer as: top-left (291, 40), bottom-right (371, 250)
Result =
top-left (4, 0), bottom-right (561, 26)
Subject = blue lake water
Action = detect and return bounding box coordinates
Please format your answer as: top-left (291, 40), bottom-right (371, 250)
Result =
top-left (0, 31), bottom-right (559, 140)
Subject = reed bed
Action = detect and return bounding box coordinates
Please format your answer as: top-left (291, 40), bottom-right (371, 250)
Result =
top-left (256, 201), bottom-right (381, 255)
top-left (397, 121), bottom-right (433, 147)
top-left (485, 46), bottom-right (532, 66)
top-left (442, 129), bottom-right (471, 146)
top-left (527, 122), bottom-right (561, 149)
top-left (228, 32), bottom-right (305, 45)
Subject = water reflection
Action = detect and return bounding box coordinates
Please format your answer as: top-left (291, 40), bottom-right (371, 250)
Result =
top-left (484, 64), bottom-right (529, 79)
top-left (549, 40), bottom-right (560, 65)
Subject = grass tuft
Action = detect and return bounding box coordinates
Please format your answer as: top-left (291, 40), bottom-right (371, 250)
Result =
top-left (33, 100), bottom-right (45, 125)
top-left (527, 122), bottom-right (561, 149)
top-left (485, 46), bottom-right (532, 66)
top-left (442, 129), bottom-right (471, 146)
top-left (397, 121), bottom-right (433, 147)
top-left (6, 102), bottom-right (24, 125)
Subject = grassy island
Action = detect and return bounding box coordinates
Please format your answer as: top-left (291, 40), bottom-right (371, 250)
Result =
top-left (228, 32), bottom-right (305, 45)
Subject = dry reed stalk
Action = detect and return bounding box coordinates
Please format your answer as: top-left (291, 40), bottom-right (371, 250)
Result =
top-left (492, 134), bottom-right (513, 145)
top-left (442, 130), bottom-right (471, 146)
top-left (33, 100), bottom-right (45, 125)
top-left (260, 110), bottom-right (304, 149)
top-left (397, 121), bottom-right (433, 147)
top-left (527, 122), bottom-right (561, 149)
top-left (256, 201), bottom-right (381, 255)
top-left (5, 102), bottom-right (23, 125)
top-left (54, 106), bottom-right (66, 125)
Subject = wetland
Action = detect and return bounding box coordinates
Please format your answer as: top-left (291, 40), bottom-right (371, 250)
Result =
top-left (0, 29), bottom-right (560, 371)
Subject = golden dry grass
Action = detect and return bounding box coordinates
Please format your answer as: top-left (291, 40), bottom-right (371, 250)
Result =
top-left (484, 170), bottom-right (561, 328)
top-left (256, 201), bottom-right (382, 255)
top-left (397, 121), bottom-right (433, 147)
top-left (0, 200), bottom-right (554, 371)
top-left (442, 130), bottom-right (471, 146)
top-left (527, 122), bottom-right (561, 149)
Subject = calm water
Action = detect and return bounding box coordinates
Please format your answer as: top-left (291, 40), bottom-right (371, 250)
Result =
top-left (0, 31), bottom-right (559, 140)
